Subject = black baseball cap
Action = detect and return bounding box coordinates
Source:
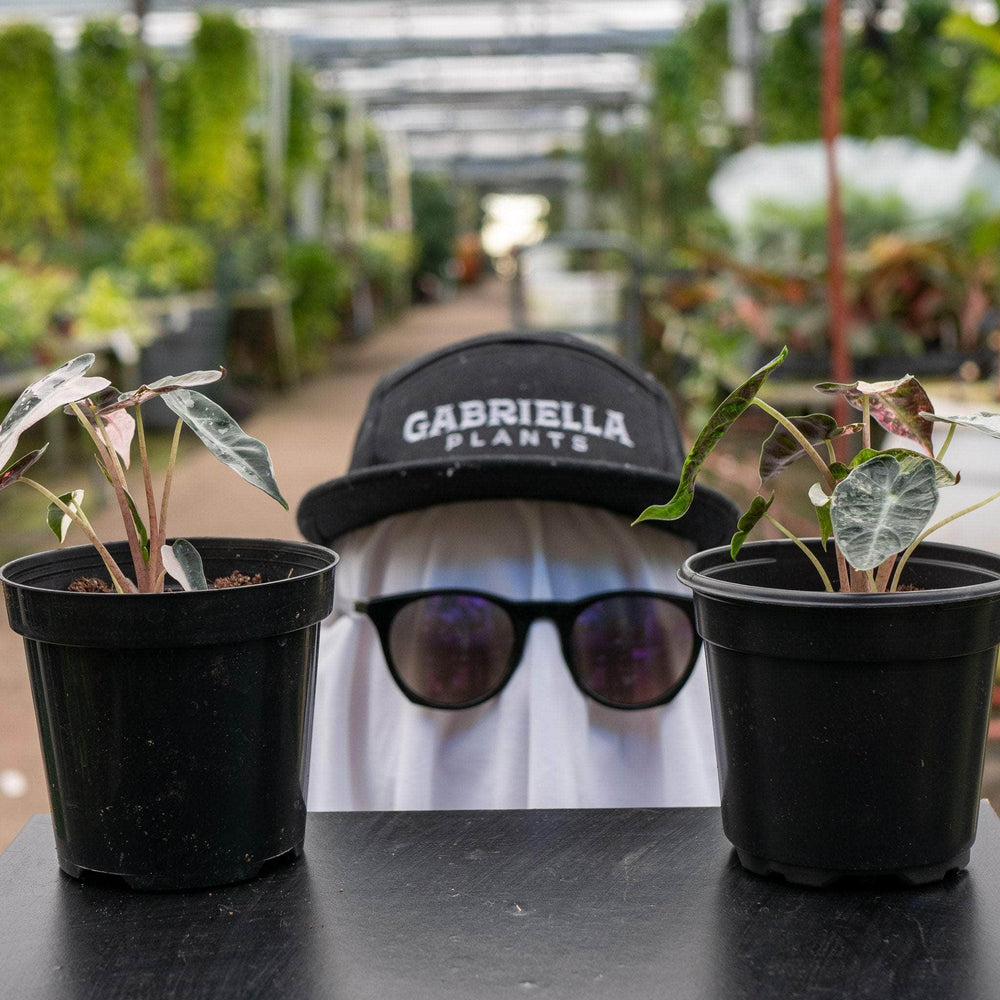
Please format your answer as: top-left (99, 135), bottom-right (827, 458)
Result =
top-left (297, 330), bottom-right (737, 549)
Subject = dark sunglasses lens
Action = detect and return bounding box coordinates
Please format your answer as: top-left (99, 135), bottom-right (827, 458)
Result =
top-left (570, 595), bottom-right (695, 707)
top-left (388, 594), bottom-right (515, 706)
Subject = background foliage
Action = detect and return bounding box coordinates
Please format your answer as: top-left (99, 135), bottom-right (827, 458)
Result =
top-left (0, 24), bottom-right (62, 243)
top-left (69, 21), bottom-right (144, 229)
top-left (161, 14), bottom-right (260, 231)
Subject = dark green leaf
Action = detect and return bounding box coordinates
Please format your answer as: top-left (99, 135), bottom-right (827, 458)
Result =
top-left (730, 493), bottom-right (773, 558)
top-left (46, 490), bottom-right (85, 542)
top-left (162, 389), bottom-right (287, 508)
top-left (758, 413), bottom-right (858, 485)
top-left (808, 483), bottom-right (833, 546)
top-left (831, 454), bottom-right (939, 570)
top-left (634, 347), bottom-right (787, 524)
top-left (0, 444), bottom-right (48, 493)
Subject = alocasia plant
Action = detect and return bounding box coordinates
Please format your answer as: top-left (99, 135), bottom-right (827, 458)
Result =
top-left (0, 353), bottom-right (286, 593)
top-left (635, 347), bottom-right (1000, 593)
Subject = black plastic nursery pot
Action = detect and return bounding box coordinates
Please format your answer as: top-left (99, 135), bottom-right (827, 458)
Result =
top-left (678, 538), bottom-right (1000, 888)
top-left (1, 537), bottom-right (337, 891)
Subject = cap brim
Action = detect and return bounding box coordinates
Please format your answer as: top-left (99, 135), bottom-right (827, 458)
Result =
top-left (297, 456), bottom-right (738, 552)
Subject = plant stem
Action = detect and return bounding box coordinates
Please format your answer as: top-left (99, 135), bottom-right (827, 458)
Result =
top-left (71, 402), bottom-right (150, 591)
top-left (935, 422), bottom-right (956, 464)
top-left (862, 396), bottom-right (871, 451)
top-left (156, 418), bottom-right (184, 558)
top-left (134, 405), bottom-right (161, 590)
top-left (890, 487), bottom-right (1000, 591)
top-left (834, 544), bottom-right (852, 592)
top-left (18, 478), bottom-right (137, 593)
top-left (753, 397), bottom-right (836, 490)
top-left (764, 514), bottom-right (835, 592)
top-left (874, 554), bottom-right (896, 592)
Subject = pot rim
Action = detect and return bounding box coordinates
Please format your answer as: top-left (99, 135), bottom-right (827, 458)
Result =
top-left (1, 536), bottom-right (339, 647)
top-left (679, 537), bottom-right (1000, 609)
top-left (0, 536), bottom-right (338, 596)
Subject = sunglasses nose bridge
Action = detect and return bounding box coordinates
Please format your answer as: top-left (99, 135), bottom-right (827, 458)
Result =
top-left (507, 604), bottom-right (581, 677)
top-left (509, 615), bottom-right (577, 687)
top-left (507, 601), bottom-right (575, 646)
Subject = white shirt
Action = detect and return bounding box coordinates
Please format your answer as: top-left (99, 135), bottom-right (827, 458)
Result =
top-left (306, 499), bottom-right (720, 810)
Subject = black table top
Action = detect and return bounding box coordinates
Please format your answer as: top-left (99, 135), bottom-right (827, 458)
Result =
top-left (4, 805), bottom-right (1000, 999)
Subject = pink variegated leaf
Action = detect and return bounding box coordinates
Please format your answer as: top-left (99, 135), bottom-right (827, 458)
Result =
top-left (815, 375), bottom-right (935, 456)
top-left (66, 386), bottom-right (136, 469)
top-left (101, 407), bottom-right (136, 469)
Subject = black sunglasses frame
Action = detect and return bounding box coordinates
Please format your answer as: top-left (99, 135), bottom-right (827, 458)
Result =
top-left (355, 588), bottom-right (701, 711)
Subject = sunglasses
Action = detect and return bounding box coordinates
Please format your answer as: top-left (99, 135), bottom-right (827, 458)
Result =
top-left (355, 589), bottom-right (700, 711)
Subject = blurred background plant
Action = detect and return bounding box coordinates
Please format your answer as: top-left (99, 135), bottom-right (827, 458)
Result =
top-left (0, 8), bottom-right (426, 394)
top-left (123, 223), bottom-right (215, 297)
top-left (0, 262), bottom-right (74, 368)
top-left (1, 0), bottom-right (1000, 426)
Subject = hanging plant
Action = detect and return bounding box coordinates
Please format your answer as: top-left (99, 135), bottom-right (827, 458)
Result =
top-left (162, 13), bottom-right (261, 231)
top-left (0, 24), bottom-right (63, 245)
top-left (643, 1), bottom-right (733, 247)
top-left (287, 62), bottom-right (319, 179)
top-left (68, 20), bottom-right (143, 229)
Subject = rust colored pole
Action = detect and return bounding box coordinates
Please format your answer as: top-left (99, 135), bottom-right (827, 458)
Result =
top-left (134, 0), bottom-right (167, 220)
top-left (821, 0), bottom-right (853, 435)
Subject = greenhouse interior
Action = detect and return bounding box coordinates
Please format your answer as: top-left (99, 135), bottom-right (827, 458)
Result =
top-left (4, 0), bottom-right (1000, 898)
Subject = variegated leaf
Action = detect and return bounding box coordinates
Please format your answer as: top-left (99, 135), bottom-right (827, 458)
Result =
top-left (831, 454), bottom-right (939, 570)
top-left (71, 387), bottom-right (136, 467)
top-left (923, 411), bottom-right (1000, 441)
top-left (162, 389), bottom-right (287, 508)
top-left (162, 539), bottom-right (209, 591)
top-left (758, 414), bottom-right (860, 485)
top-left (0, 354), bottom-right (110, 472)
top-left (808, 482), bottom-right (834, 547)
top-left (815, 375), bottom-right (935, 456)
top-left (850, 446), bottom-right (957, 487)
top-left (101, 368), bottom-right (225, 413)
top-left (101, 407), bottom-right (136, 468)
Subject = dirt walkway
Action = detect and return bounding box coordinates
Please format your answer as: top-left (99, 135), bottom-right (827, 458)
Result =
top-left (0, 278), bottom-right (511, 853)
